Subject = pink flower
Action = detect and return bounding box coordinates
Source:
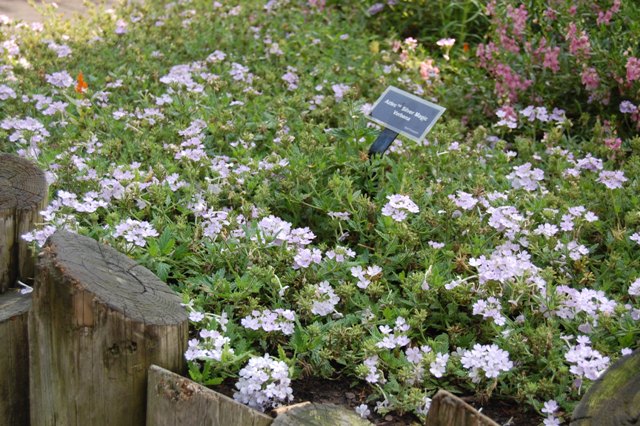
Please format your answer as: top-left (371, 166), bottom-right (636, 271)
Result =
top-left (566, 23), bottom-right (591, 60)
top-left (604, 137), bottom-right (621, 150)
top-left (626, 57), bottom-right (640, 83)
top-left (542, 46), bottom-right (561, 73)
top-left (507, 4), bottom-right (528, 38)
top-left (581, 67), bottom-right (600, 91)
top-left (419, 59), bottom-right (440, 82)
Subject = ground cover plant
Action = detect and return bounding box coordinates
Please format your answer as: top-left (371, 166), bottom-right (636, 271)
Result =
top-left (1, 0), bottom-right (639, 424)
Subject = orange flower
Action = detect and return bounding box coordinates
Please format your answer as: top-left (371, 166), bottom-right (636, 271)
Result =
top-left (463, 42), bottom-right (470, 53)
top-left (75, 71), bottom-right (88, 93)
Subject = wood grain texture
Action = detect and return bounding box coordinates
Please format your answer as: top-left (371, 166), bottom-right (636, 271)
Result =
top-left (0, 291), bottom-right (31, 426)
top-left (0, 153), bottom-right (47, 293)
top-left (425, 390), bottom-right (499, 426)
top-left (29, 231), bottom-right (188, 426)
top-left (271, 402), bottom-right (372, 426)
top-left (570, 349), bottom-right (640, 426)
top-left (147, 365), bottom-right (274, 426)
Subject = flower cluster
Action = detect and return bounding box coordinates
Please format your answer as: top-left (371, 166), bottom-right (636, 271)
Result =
top-left (241, 309), bottom-right (296, 335)
top-left (350, 264), bottom-right (383, 289)
top-left (233, 354), bottom-right (294, 411)
top-left (111, 219), bottom-right (159, 248)
top-left (376, 316), bottom-right (410, 349)
top-left (472, 297), bottom-right (507, 326)
top-left (310, 281), bottom-right (340, 316)
top-left (564, 336), bottom-right (610, 384)
top-left (459, 344), bottom-right (514, 383)
top-left (506, 162), bottom-right (544, 191)
top-left (381, 194), bottom-right (420, 222)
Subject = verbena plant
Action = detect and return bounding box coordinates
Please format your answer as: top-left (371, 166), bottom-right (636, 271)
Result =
top-left (1, 0), bottom-right (639, 424)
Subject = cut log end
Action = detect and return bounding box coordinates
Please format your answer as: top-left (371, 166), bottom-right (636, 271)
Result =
top-left (0, 153), bottom-right (47, 211)
top-left (44, 230), bottom-right (186, 325)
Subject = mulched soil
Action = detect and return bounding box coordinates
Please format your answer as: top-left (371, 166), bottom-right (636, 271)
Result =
top-left (215, 376), bottom-right (541, 425)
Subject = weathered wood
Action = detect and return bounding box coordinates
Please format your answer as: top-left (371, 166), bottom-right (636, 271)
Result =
top-left (147, 364), bottom-right (274, 426)
top-left (272, 402), bottom-right (372, 426)
top-left (29, 230), bottom-right (188, 426)
top-left (0, 153), bottom-right (47, 293)
top-left (425, 390), bottom-right (499, 426)
top-left (0, 291), bottom-right (31, 426)
top-left (570, 349), bottom-right (640, 426)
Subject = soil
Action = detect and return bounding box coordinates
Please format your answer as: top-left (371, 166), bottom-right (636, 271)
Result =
top-left (215, 376), bottom-right (542, 426)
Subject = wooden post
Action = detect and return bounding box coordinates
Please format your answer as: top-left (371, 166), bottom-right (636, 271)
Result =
top-left (29, 230), bottom-right (188, 426)
top-left (570, 349), bottom-right (640, 426)
top-left (425, 390), bottom-right (499, 426)
top-left (0, 291), bottom-right (31, 426)
top-left (0, 153), bottom-right (47, 293)
top-left (147, 365), bottom-right (274, 426)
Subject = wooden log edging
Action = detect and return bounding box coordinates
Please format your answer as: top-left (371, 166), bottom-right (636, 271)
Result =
top-left (0, 291), bottom-right (32, 426)
top-left (425, 390), bottom-right (499, 426)
top-left (147, 365), bottom-right (274, 426)
top-left (570, 349), bottom-right (640, 426)
top-left (0, 153), bottom-right (48, 293)
top-left (29, 230), bottom-right (188, 426)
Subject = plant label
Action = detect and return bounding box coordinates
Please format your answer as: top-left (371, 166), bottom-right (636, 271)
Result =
top-left (367, 86), bottom-right (446, 144)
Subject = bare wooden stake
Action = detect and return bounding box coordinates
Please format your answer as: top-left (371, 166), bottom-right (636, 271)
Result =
top-left (0, 291), bottom-right (31, 426)
top-left (0, 153), bottom-right (47, 293)
top-left (29, 230), bottom-right (188, 426)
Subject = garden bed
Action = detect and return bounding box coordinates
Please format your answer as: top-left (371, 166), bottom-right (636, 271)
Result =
top-left (1, 0), bottom-right (639, 424)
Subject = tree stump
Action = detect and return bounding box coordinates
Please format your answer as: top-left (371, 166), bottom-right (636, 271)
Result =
top-left (425, 390), bottom-right (499, 426)
top-left (0, 153), bottom-right (47, 293)
top-left (29, 230), bottom-right (188, 426)
top-left (147, 365), bottom-right (274, 426)
top-left (0, 291), bottom-right (31, 426)
top-left (570, 349), bottom-right (640, 426)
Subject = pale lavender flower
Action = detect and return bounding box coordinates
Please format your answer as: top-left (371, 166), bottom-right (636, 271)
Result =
top-left (234, 354), bottom-right (293, 411)
top-left (311, 281), bottom-right (340, 316)
top-left (241, 309), bottom-right (296, 335)
top-left (328, 211), bottom-right (350, 220)
top-left (415, 396), bottom-right (432, 416)
top-left (292, 247), bottom-right (322, 269)
top-left (629, 278), bottom-right (640, 296)
top-left (565, 336), bottom-right (610, 381)
top-left (460, 344), bottom-right (513, 383)
top-left (189, 311), bottom-right (205, 322)
top-left (382, 194), bottom-right (420, 222)
top-left (449, 191), bottom-right (478, 210)
top-left (363, 355), bottom-right (383, 384)
top-left (115, 19), bottom-right (128, 34)
top-left (331, 83), bottom-right (350, 101)
top-left (112, 219), bottom-right (158, 247)
top-left (534, 223), bottom-right (559, 238)
top-left (597, 170), bottom-right (627, 189)
top-left (282, 67), bottom-right (299, 91)
top-left (631, 232), bottom-right (640, 245)
top-left (355, 404), bottom-right (371, 418)
top-left (472, 297), bottom-right (507, 326)
top-left (620, 100), bottom-right (637, 114)
top-left (506, 163), bottom-right (544, 191)
top-left (541, 400), bottom-right (558, 415)
top-left (325, 246), bottom-right (355, 262)
top-left (45, 71), bottom-right (74, 88)
top-left (621, 348), bottom-right (633, 356)
top-left (0, 84), bottom-right (16, 100)
top-left (429, 353), bottom-right (449, 378)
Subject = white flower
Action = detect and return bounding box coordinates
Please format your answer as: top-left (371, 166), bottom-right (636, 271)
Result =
top-left (234, 354), bottom-right (293, 411)
top-left (355, 404), bottom-right (370, 418)
top-left (311, 281), bottom-right (340, 316)
top-left (382, 194), bottom-right (420, 222)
